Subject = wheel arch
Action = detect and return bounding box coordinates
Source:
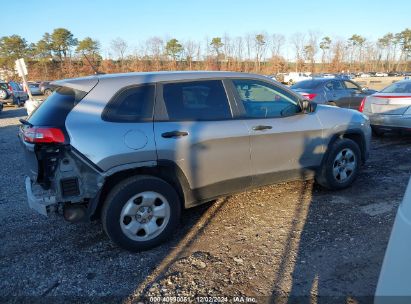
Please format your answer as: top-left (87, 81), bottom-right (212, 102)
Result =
top-left (326, 129), bottom-right (367, 163)
top-left (89, 160), bottom-right (191, 220)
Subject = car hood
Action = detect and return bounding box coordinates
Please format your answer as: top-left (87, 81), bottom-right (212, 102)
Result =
top-left (315, 104), bottom-right (370, 135)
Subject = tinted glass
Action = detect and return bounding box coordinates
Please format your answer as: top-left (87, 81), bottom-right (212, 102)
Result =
top-left (0, 83), bottom-right (7, 90)
top-left (233, 79), bottom-right (300, 118)
top-left (28, 86), bottom-right (87, 127)
top-left (324, 80), bottom-right (344, 91)
top-left (291, 80), bottom-right (322, 89)
top-left (344, 81), bottom-right (360, 90)
top-left (102, 85), bottom-right (155, 122)
top-left (162, 80), bottom-right (231, 121)
top-left (381, 82), bottom-right (411, 93)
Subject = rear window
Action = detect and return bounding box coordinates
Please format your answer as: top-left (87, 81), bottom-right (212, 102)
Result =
top-left (291, 80), bottom-right (322, 90)
top-left (381, 82), bottom-right (411, 93)
top-left (28, 86), bottom-right (87, 127)
top-left (102, 85), bottom-right (155, 122)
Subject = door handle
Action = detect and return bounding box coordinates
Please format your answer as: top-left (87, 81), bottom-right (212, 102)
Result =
top-left (252, 125), bottom-right (272, 131)
top-left (161, 131), bottom-right (189, 138)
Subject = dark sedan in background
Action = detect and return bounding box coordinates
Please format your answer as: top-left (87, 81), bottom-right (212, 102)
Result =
top-left (39, 81), bottom-right (57, 96)
top-left (291, 78), bottom-right (377, 109)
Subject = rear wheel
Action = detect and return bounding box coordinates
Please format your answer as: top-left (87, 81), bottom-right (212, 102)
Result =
top-left (102, 175), bottom-right (181, 252)
top-left (316, 138), bottom-right (361, 190)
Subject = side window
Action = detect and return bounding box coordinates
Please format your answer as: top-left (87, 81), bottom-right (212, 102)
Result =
top-left (332, 80), bottom-right (344, 90)
top-left (325, 80), bottom-right (344, 91)
top-left (324, 81), bottom-right (334, 91)
top-left (102, 85), bottom-right (155, 122)
top-left (162, 80), bottom-right (231, 121)
top-left (232, 79), bottom-right (300, 118)
top-left (344, 81), bottom-right (361, 91)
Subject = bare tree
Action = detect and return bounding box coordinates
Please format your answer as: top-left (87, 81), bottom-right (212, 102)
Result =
top-left (184, 40), bottom-right (197, 70)
top-left (269, 33), bottom-right (285, 58)
top-left (146, 37), bottom-right (163, 70)
top-left (233, 36), bottom-right (243, 71)
top-left (291, 32), bottom-right (306, 71)
top-left (110, 37), bottom-right (128, 71)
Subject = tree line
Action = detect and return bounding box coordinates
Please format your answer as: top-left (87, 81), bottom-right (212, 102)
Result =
top-left (0, 27), bottom-right (410, 81)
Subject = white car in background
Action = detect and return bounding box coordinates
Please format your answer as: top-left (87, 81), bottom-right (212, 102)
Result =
top-left (375, 72), bottom-right (388, 77)
top-left (360, 79), bottom-right (411, 136)
top-left (283, 72), bottom-right (311, 85)
top-left (25, 98), bottom-right (43, 116)
top-left (375, 177), bottom-right (411, 303)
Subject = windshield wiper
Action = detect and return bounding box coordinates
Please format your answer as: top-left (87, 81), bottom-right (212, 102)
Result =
top-left (19, 119), bottom-right (33, 128)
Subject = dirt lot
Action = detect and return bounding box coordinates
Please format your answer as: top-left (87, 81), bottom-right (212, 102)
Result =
top-left (1, 106), bottom-right (410, 304)
top-left (353, 76), bottom-right (403, 91)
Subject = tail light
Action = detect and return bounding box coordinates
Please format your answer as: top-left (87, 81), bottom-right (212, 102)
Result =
top-left (301, 93), bottom-right (317, 100)
top-left (22, 127), bottom-right (65, 143)
top-left (8, 84), bottom-right (13, 92)
top-left (359, 97), bottom-right (366, 112)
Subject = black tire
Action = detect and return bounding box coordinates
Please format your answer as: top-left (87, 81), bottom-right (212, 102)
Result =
top-left (14, 98), bottom-right (20, 108)
top-left (372, 127), bottom-right (384, 137)
top-left (101, 175), bottom-right (181, 252)
top-left (44, 89), bottom-right (52, 96)
top-left (316, 138), bottom-right (361, 190)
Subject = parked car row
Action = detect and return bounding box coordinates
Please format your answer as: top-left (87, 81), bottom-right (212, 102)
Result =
top-left (0, 80), bottom-right (29, 109)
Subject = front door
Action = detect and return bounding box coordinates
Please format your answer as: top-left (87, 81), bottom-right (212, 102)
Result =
top-left (342, 80), bottom-right (366, 109)
top-left (230, 78), bottom-right (325, 186)
top-left (325, 79), bottom-right (350, 108)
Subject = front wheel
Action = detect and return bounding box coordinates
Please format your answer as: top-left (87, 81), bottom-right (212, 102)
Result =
top-left (102, 175), bottom-right (181, 252)
top-left (316, 138), bottom-right (361, 190)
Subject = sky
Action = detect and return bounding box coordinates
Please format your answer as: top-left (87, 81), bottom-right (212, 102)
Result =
top-left (1, 0), bottom-right (410, 58)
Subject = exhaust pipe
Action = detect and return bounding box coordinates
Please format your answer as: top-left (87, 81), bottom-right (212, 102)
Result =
top-left (63, 204), bottom-right (86, 223)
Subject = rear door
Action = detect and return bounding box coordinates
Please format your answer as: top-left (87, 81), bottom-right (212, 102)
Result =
top-left (153, 79), bottom-right (251, 199)
top-left (324, 80), bottom-right (349, 107)
top-left (229, 78), bottom-right (325, 187)
top-left (342, 80), bottom-right (365, 109)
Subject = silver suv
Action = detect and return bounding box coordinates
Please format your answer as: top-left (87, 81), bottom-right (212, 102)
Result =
top-left (19, 71), bottom-right (371, 251)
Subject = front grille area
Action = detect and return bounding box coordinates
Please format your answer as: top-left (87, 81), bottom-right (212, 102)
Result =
top-left (60, 178), bottom-right (80, 197)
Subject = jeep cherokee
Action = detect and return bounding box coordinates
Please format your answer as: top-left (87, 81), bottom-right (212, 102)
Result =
top-left (19, 71), bottom-right (371, 251)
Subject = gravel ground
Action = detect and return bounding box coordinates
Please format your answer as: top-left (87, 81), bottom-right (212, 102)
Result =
top-left (0, 106), bottom-right (410, 304)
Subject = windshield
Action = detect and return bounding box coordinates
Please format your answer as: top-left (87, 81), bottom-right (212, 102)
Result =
top-left (381, 81), bottom-right (411, 93)
top-left (0, 83), bottom-right (8, 90)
